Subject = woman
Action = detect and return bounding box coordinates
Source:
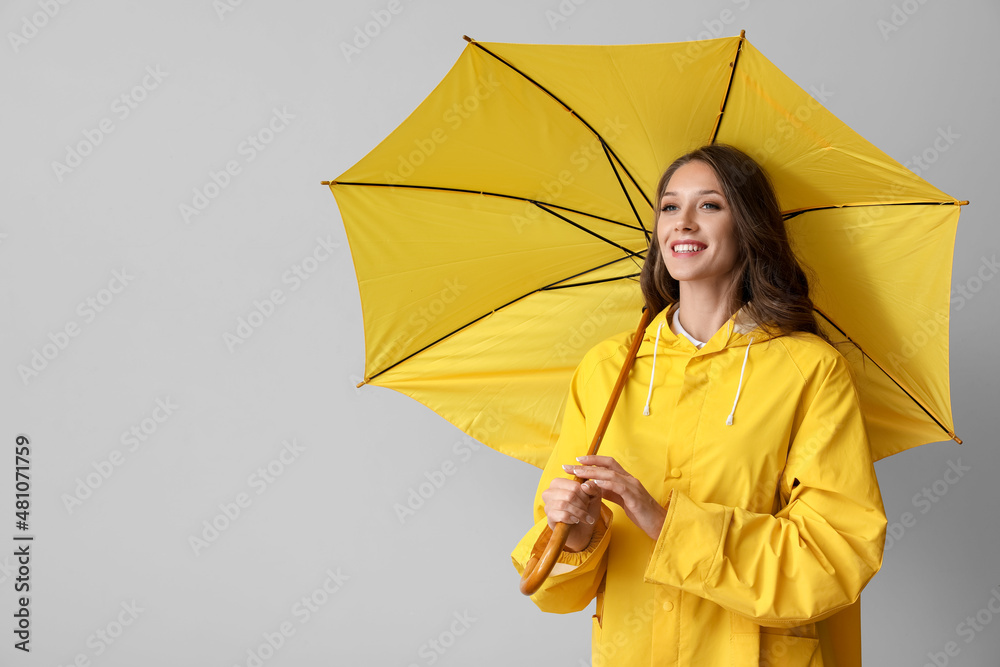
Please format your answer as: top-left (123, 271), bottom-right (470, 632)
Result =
top-left (511, 145), bottom-right (888, 666)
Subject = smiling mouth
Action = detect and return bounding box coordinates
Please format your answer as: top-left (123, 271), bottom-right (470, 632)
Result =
top-left (672, 243), bottom-right (706, 254)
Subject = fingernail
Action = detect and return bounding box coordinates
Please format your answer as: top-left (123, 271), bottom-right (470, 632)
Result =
top-left (586, 516), bottom-right (595, 524)
top-left (576, 456), bottom-right (585, 462)
top-left (562, 464), bottom-right (574, 472)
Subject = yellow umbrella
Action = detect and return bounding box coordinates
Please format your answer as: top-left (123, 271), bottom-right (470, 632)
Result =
top-left (326, 32), bottom-right (963, 470)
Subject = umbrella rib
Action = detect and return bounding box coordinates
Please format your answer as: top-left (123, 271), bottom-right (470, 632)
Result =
top-left (814, 308), bottom-right (961, 444)
top-left (599, 139), bottom-right (650, 239)
top-left (533, 202), bottom-right (645, 268)
top-left (542, 273), bottom-right (641, 290)
top-left (332, 180), bottom-right (645, 232)
top-left (709, 30), bottom-right (746, 144)
top-left (783, 199), bottom-right (969, 220)
top-left (365, 256), bottom-right (641, 383)
top-left (464, 40), bottom-right (654, 220)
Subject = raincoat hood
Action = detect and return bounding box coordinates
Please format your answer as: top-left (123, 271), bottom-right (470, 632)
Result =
top-left (635, 303), bottom-right (776, 360)
top-left (636, 304), bottom-right (775, 425)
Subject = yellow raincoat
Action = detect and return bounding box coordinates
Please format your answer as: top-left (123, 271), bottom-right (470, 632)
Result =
top-left (511, 305), bottom-right (887, 666)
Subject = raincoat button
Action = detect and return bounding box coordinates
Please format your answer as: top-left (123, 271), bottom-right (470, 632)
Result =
top-left (670, 467), bottom-right (682, 478)
top-left (662, 601), bottom-right (673, 611)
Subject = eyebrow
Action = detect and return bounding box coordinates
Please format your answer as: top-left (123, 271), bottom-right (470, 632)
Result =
top-left (662, 189), bottom-right (722, 197)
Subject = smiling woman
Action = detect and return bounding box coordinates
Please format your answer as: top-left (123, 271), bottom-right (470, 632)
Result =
top-left (511, 144), bottom-right (888, 667)
top-left (642, 144), bottom-right (825, 345)
top-left (656, 160), bottom-right (739, 336)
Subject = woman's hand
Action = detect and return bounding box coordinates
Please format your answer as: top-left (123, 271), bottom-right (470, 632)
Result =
top-left (565, 455), bottom-right (667, 542)
top-left (540, 476), bottom-right (604, 553)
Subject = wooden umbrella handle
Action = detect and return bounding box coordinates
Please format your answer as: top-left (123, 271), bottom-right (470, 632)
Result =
top-left (520, 307), bottom-right (653, 596)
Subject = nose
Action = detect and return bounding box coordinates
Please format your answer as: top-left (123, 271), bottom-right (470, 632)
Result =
top-left (675, 209), bottom-right (697, 232)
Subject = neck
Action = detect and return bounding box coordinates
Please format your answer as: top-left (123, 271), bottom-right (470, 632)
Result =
top-left (673, 280), bottom-right (737, 343)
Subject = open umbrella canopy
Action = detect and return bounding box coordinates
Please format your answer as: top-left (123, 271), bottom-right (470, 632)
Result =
top-left (327, 33), bottom-right (964, 467)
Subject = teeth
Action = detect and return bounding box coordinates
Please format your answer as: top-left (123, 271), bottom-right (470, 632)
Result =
top-left (673, 244), bottom-right (704, 253)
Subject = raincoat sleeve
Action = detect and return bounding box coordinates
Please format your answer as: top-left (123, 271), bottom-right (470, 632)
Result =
top-left (643, 350), bottom-right (888, 628)
top-left (511, 347), bottom-right (615, 614)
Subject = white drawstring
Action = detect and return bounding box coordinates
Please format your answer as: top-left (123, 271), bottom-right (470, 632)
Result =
top-left (642, 321), bottom-right (665, 416)
top-left (726, 336), bottom-right (754, 425)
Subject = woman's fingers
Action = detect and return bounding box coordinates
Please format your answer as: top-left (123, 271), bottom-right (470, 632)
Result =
top-left (541, 487), bottom-right (581, 525)
top-left (563, 460), bottom-right (624, 508)
top-left (563, 462), bottom-right (615, 482)
top-left (574, 455), bottom-right (626, 474)
top-left (565, 457), bottom-right (666, 541)
top-left (542, 478), bottom-right (600, 527)
top-left (552, 475), bottom-right (600, 502)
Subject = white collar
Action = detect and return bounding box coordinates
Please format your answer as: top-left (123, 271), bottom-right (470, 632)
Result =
top-left (644, 309), bottom-right (756, 425)
top-left (672, 308), bottom-right (705, 349)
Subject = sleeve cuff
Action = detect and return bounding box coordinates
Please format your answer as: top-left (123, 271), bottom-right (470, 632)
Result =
top-left (553, 505), bottom-right (613, 572)
top-left (512, 505), bottom-right (614, 577)
top-left (643, 488), bottom-right (726, 592)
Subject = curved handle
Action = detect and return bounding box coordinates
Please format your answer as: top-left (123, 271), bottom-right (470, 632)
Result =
top-left (519, 522), bottom-right (571, 596)
top-left (518, 307), bottom-right (653, 596)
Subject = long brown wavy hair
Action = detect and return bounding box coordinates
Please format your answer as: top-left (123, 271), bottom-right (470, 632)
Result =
top-left (639, 144), bottom-right (827, 340)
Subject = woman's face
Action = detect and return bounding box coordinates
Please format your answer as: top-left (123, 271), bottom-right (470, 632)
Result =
top-left (656, 160), bottom-right (739, 290)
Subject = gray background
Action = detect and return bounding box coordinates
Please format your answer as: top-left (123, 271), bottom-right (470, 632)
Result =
top-left (2, 0), bottom-right (997, 665)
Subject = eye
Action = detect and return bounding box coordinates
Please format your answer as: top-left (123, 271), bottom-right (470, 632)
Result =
top-left (660, 203), bottom-right (678, 212)
top-left (701, 202), bottom-right (721, 210)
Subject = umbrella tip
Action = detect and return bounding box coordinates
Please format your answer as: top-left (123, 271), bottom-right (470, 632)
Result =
top-left (739, 29), bottom-right (745, 39)
top-left (356, 379), bottom-right (366, 389)
top-left (321, 180), bottom-right (337, 186)
top-left (958, 200), bottom-right (969, 206)
top-left (463, 35), bottom-right (474, 43)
